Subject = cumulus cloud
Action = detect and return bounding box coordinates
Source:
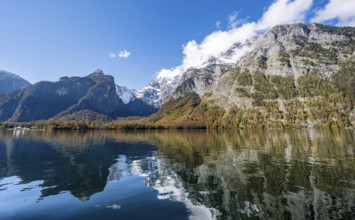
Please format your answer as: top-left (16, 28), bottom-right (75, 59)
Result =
top-left (157, 66), bottom-right (183, 79)
top-left (109, 50), bottom-right (131, 59)
top-left (157, 0), bottom-right (313, 79)
top-left (257, 0), bottom-right (312, 30)
top-left (338, 18), bottom-right (355, 26)
top-left (118, 50), bottom-right (131, 58)
top-left (181, 22), bottom-right (258, 68)
top-left (311, 0), bottom-right (355, 26)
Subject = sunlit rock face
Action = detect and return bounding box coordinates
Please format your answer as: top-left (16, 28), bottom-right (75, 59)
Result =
top-left (115, 84), bottom-right (158, 116)
top-left (147, 24), bottom-right (355, 128)
top-left (136, 74), bottom-right (182, 108)
top-left (138, 24), bottom-right (355, 109)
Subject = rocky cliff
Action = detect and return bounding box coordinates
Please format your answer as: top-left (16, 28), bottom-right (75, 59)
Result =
top-left (147, 23), bottom-right (355, 128)
top-left (0, 69), bottom-right (156, 122)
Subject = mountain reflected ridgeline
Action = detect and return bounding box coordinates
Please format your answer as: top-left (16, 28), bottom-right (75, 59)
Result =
top-left (0, 129), bottom-right (354, 219)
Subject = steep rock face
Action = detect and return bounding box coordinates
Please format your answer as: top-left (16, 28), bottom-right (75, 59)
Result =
top-left (10, 75), bottom-right (95, 121)
top-left (173, 24), bottom-right (355, 101)
top-left (115, 84), bottom-right (135, 104)
top-left (0, 69), bottom-right (155, 122)
top-left (115, 84), bottom-right (157, 115)
top-left (136, 74), bottom-right (182, 108)
top-left (52, 70), bottom-right (129, 120)
top-left (139, 23), bottom-right (355, 109)
top-left (171, 64), bottom-right (233, 101)
top-left (0, 90), bottom-right (24, 121)
top-left (124, 99), bottom-right (157, 116)
top-left (237, 23), bottom-right (354, 78)
top-left (0, 70), bottom-right (31, 94)
top-left (152, 24), bottom-right (355, 128)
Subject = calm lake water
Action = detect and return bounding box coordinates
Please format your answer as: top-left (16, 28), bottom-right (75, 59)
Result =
top-left (0, 129), bottom-right (354, 219)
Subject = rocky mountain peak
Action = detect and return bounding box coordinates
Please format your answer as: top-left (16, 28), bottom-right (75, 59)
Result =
top-left (234, 23), bottom-right (355, 80)
top-left (136, 73), bottom-right (182, 108)
top-left (0, 70), bottom-right (31, 94)
top-left (147, 23), bottom-right (355, 128)
top-left (115, 84), bottom-right (136, 104)
top-left (0, 69), bottom-right (156, 122)
top-left (93, 69), bottom-right (104, 75)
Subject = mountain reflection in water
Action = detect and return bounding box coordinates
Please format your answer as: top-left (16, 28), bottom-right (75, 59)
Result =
top-left (0, 129), bottom-right (354, 219)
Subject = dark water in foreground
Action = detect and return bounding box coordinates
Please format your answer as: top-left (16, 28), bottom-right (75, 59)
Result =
top-left (0, 129), bottom-right (354, 220)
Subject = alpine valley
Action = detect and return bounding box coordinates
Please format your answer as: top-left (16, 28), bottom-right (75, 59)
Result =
top-left (1, 23), bottom-right (355, 128)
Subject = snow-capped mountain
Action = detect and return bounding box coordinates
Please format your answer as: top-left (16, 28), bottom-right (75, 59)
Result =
top-left (115, 84), bottom-right (135, 104)
top-left (135, 55), bottom-right (241, 108)
top-left (143, 23), bottom-right (355, 128)
top-left (115, 84), bottom-right (158, 116)
top-left (134, 35), bottom-right (254, 108)
top-left (135, 74), bottom-right (182, 108)
top-left (0, 70), bottom-right (31, 94)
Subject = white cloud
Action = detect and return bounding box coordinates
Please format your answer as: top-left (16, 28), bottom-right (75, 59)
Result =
top-left (228, 11), bottom-right (239, 29)
top-left (182, 22), bottom-right (258, 68)
top-left (228, 11), bottom-right (247, 29)
top-left (215, 20), bottom-right (221, 29)
top-left (109, 52), bottom-right (117, 58)
top-left (157, 0), bottom-right (313, 79)
top-left (109, 50), bottom-right (131, 59)
top-left (338, 17), bottom-right (355, 26)
top-left (311, 0), bottom-right (355, 26)
top-left (257, 0), bottom-right (313, 30)
top-left (157, 66), bottom-right (183, 79)
top-left (118, 50), bottom-right (131, 58)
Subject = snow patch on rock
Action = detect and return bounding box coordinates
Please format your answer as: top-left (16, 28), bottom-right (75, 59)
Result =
top-left (115, 84), bottom-right (136, 104)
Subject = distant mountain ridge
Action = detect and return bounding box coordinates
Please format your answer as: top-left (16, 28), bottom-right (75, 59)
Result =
top-left (0, 70), bottom-right (31, 94)
top-left (0, 69), bottom-right (156, 122)
top-left (1, 23), bottom-right (355, 128)
top-left (135, 23), bottom-right (355, 128)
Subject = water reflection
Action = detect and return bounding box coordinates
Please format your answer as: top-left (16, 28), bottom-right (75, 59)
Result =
top-left (0, 130), bottom-right (214, 220)
top-left (108, 153), bottom-right (217, 220)
top-left (149, 130), bottom-right (355, 219)
top-left (0, 129), bottom-right (354, 219)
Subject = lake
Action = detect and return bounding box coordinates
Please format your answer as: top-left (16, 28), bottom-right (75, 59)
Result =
top-left (0, 129), bottom-right (354, 219)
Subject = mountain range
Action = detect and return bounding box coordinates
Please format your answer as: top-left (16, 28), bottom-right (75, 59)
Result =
top-left (0, 70), bottom-right (31, 94)
top-left (1, 23), bottom-right (354, 128)
top-left (0, 69), bottom-right (155, 122)
top-left (146, 23), bottom-right (355, 128)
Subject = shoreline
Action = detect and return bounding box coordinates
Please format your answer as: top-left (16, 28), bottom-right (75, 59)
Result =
top-left (1, 120), bottom-right (353, 131)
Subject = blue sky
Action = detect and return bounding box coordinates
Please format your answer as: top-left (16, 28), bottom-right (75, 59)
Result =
top-left (0, 0), bottom-right (354, 89)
